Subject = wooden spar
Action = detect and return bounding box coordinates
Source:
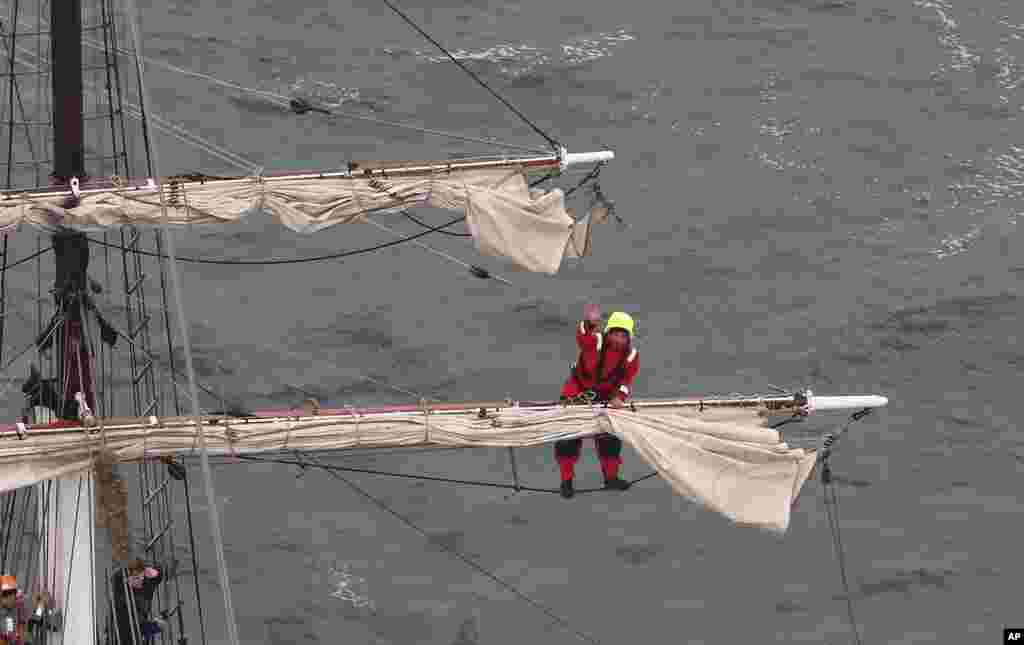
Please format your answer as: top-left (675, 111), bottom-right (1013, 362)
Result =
top-left (0, 148), bottom-right (616, 202)
top-left (0, 152), bottom-right (567, 202)
top-left (349, 155), bottom-right (559, 175)
top-left (1, 393), bottom-right (887, 438)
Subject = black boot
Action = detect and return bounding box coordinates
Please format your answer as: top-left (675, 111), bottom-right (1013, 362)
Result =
top-left (604, 477), bottom-right (631, 491)
top-left (560, 480), bottom-right (575, 499)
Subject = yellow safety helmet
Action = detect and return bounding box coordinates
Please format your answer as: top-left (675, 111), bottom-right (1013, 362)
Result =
top-left (0, 575), bottom-right (17, 592)
top-left (604, 311), bottom-right (635, 336)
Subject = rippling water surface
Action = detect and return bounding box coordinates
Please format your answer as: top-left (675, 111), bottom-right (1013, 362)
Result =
top-left (4, 0), bottom-right (1024, 643)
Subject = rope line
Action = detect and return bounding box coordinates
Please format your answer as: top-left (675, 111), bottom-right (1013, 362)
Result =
top-left (822, 472), bottom-right (862, 645)
top-left (0, 246), bottom-right (50, 271)
top-left (402, 210), bottom-right (471, 237)
top-left (63, 159), bottom-right (603, 272)
top-left (229, 453), bottom-right (659, 496)
top-left (362, 217), bottom-right (513, 285)
top-left (378, 0), bottom-right (561, 151)
top-left (180, 471), bottom-right (208, 645)
top-left (88, 278), bottom-right (446, 407)
top-left (302, 452), bottom-right (603, 645)
top-left (2, 40), bottom-right (261, 174)
top-left (818, 409), bottom-right (872, 645)
top-left (0, 234), bottom-right (7, 371)
top-left (3, 14), bottom-right (549, 157)
top-left (82, 214), bottom-right (468, 265)
top-left (68, 160), bottom-right (603, 270)
top-left (287, 97), bottom-right (552, 154)
top-left (74, 158), bottom-right (602, 268)
top-left (0, 490), bottom-right (15, 572)
top-left (0, 315), bottom-right (60, 389)
top-left (59, 477), bottom-right (84, 645)
top-left (123, 0), bottom-right (241, 641)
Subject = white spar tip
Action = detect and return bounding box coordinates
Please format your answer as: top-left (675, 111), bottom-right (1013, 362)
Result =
top-left (561, 149), bottom-right (615, 171)
top-left (807, 393), bottom-right (889, 412)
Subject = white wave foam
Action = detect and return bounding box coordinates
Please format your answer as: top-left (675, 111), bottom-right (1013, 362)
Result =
top-left (914, 0), bottom-right (982, 73)
top-left (329, 563), bottom-right (376, 610)
top-left (416, 26), bottom-right (636, 76)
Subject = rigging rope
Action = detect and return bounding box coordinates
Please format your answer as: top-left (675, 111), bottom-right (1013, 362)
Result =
top-left (122, 1), bottom-right (241, 644)
top-left (0, 319), bottom-right (60, 391)
top-left (0, 489), bottom-right (14, 572)
top-left (396, 162), bottom-right (597, 239)
top-left (180, 471), bottom-right (208, 645)
top-left (73, 158), bottom-right (603, 272)
top-left (0, 15), bottom-right (612, 642)
top-left (232, 453), bottom-right (659, 496)
top-left (362, 217), bottom-right (513, 286)
top-left (105, 46), bottom-right (550, 155)
top-left (60, 274), bottom-right (447, 408)
top-left (302, 452), bottom-right (603, 645)
top-left (2, 19), bottom-right (610, 289)
top-left (59, 477), bottom-right (84, 645)
top-left (4, 15), bottom-right (551, 162)
top-left (0, 245), bottom-right (50, 270)
top-left (153, 223), bottom-right (208, 644)
top-left (81, 213), bottom-right (483, 264)
top-left (402, 210), bottom-right (471, 237)
top-left (0, 235), bottom-right (7, 369)
top-left (819, 409), bottom-right (871, 645)
top-left (378, 0), bottom-right (562, 152)
top-left (27, 18), bottom-right (551, 155)
top-left (2, 40), bottom-right (261, 175)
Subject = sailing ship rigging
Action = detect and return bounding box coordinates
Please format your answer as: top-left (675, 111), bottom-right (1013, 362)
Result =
top-left (0, 1), bottom-right (888, 644)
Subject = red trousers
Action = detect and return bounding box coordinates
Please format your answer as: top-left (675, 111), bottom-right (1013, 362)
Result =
top-left (554, 434), bottom-right (622, 482)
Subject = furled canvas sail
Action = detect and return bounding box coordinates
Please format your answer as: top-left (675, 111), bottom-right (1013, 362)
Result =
top-left (0, 167), bottom-right (586, 274)
top-left (0, 405), bottom-right (818, 532)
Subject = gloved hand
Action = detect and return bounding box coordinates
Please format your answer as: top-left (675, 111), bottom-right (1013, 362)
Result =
top-left (583, 304), bottom-right (601, 331)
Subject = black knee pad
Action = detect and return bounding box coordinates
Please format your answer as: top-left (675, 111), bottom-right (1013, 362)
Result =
top-left (594, 433), bottom-right (623, 458)
top-left (555, 438), bottom-right (583, 458)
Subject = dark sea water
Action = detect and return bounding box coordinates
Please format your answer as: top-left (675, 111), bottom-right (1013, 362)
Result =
top-left (4, 0), bottom-right (1024, 643)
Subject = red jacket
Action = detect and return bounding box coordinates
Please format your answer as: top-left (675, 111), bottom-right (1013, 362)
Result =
top-left (561, 321), bottom-right (639, 402)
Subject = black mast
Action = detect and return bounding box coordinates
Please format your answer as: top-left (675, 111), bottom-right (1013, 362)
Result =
top-left (52, 0), bottom-right (85, 183)
top-left (49, 0), bottom-right (91, 418)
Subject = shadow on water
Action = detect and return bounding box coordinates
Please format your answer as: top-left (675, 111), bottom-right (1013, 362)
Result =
top-left (614, 542), bottom-right (666, 566)
top-left (838, 567), bottom-right (956, 601)
top-left (264, 614), bottom-right (320, 645)
top-left (510, 298), bottom-right (577, 333)
top-left (870, 293), bottom-right (1020, 356)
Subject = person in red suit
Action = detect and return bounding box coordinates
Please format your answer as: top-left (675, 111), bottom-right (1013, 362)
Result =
top-left (556, 305), bottom-right (638, 498)
top-left (0, 575), bottom-right (26, 645)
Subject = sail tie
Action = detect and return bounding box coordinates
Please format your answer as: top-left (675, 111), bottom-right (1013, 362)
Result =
top-left (342, 404), bottom-right (361, 447)
top-left (419, 397), bottom-right (431, 443)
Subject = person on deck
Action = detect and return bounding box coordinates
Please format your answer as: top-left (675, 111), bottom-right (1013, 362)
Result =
top-left (0, 576), bottom-right (26, 645)
top-left (555, 305), bottom-right (639, 499)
